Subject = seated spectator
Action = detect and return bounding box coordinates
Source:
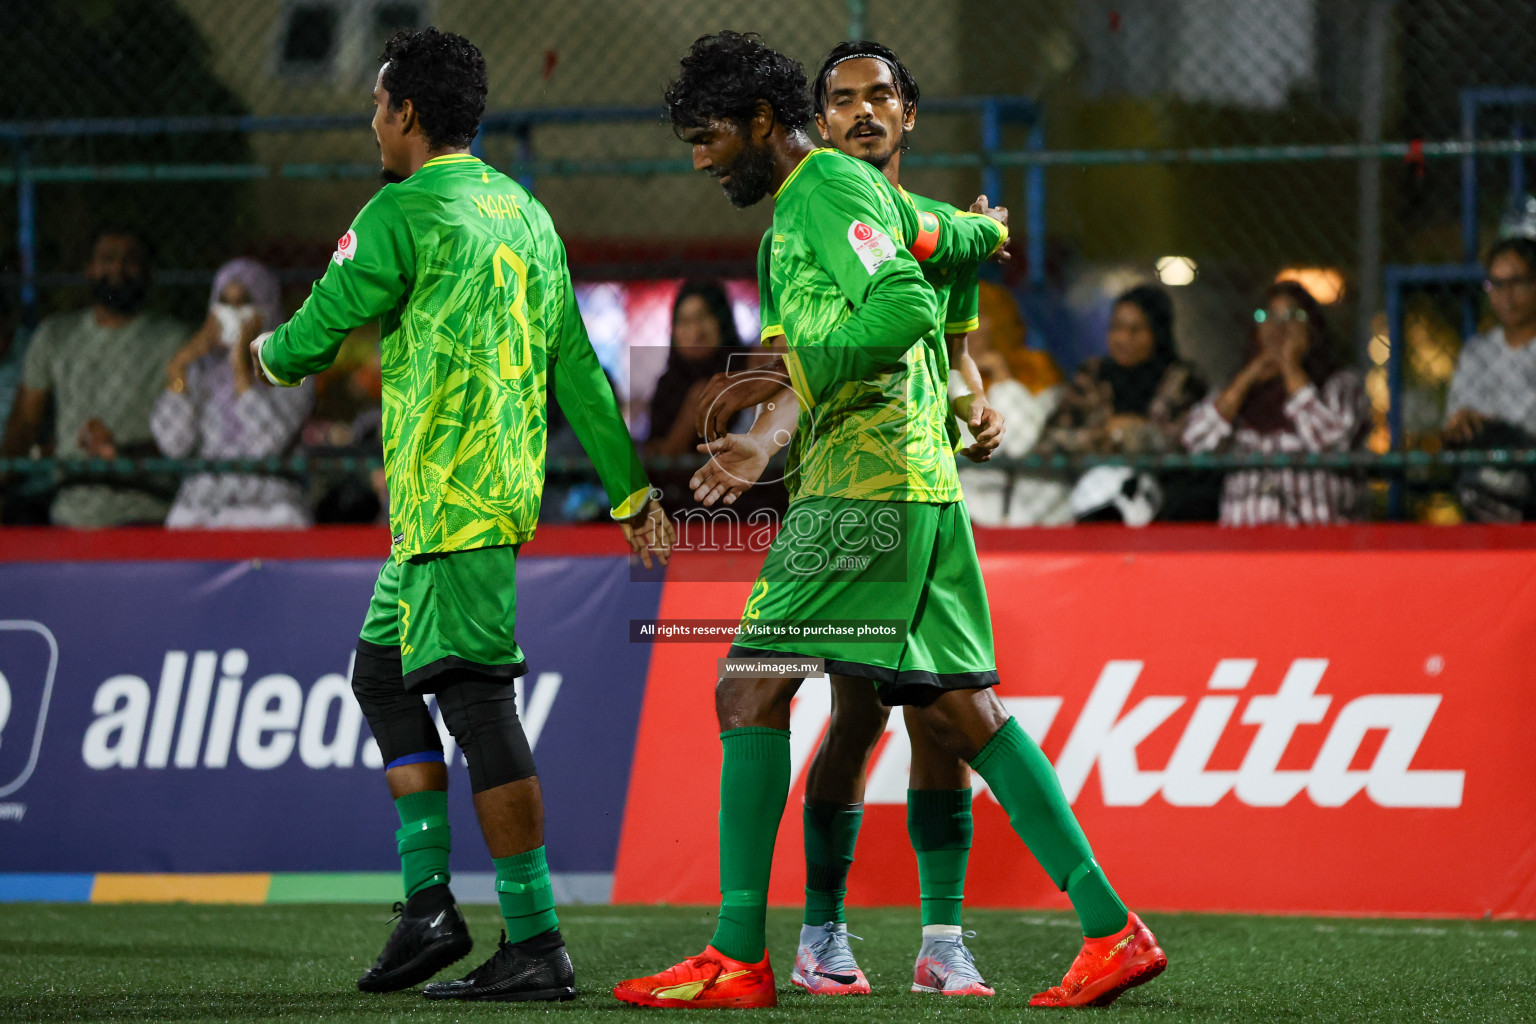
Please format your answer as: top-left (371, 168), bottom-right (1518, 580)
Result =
top-left (1183, 280), bottom-right (1368, 525)
top-left (1442, 237), bottom-right (1536, 522)
top-left (645, 280), bottom-right (750, 458)
top-left (151, 259), bottom-right (313, 528)
top-left (0, 289), bottom-right (28, 433)
top-left (0, 228), bottom-right (189, 526)
top-left (954, 282), bottom-right (1071, 526)
top-left (1035, 284), bottom-right (1208, 523)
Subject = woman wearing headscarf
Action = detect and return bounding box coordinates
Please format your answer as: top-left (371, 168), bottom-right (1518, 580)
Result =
top-left (1182, 280), bottom-right (1370, 525)
top-left (1036, 284), bottom-right (1206, 457)
top-left (152, 258), bottom-right (314, 528)
top-left (1033, 285), bottom-right (1207, 523)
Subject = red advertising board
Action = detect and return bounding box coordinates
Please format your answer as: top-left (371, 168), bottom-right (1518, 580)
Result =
top-left (614, 542), bottom-right (1536, 918)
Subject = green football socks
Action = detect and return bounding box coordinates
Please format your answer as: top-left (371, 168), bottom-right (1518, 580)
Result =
top-left (969, 717), bottom-right (1129, 938)
top-left (493, 846), bottom-right (559, 944)
top-left (802, 800), bottom-right (863, 926)
top-left (394, 789), bottom-right (450, 898)
top-left (907, 788), bottom-right (973, 928)
top-left (710, 728), bottom-right (791, 963)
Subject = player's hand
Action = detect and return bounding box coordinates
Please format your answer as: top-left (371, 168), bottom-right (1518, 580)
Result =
top-left (691, 432), bottom-right (771, 506)
top-left (621, 495), bottom-right (674, 570)
top-left (693, 360), bottom-right (791, 440)
top-left (969, 195), bottom-right (1012, 263)
top-left (957, 396), bottom-right (1006, 462)
top-left (249, 331), bottom-right (278, 387)
top-left (229, 314), bottom-right (264, 393)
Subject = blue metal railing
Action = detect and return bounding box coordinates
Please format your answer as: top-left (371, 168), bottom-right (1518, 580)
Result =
top-left (0, 96), bottom-right (1042, 323)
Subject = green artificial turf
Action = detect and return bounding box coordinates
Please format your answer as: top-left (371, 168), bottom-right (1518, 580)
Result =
top-left (0, 904), bottom-right (1531, 1023)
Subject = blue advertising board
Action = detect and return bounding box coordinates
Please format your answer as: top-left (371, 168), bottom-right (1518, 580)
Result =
top-left (0, 555), bottom-right (661, 880)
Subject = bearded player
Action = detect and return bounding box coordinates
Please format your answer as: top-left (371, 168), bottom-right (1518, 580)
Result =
top-left (614, 32), bottom-right (1164, 1011)
top-left (689, 40), bottom-right (1013, 999)
top-left (253, 27), bottom-right (672, 1002)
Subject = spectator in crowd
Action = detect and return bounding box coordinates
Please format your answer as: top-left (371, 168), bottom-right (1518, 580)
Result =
top-left (0, 228), bottom-right (189, 526)
top-left (0, 290), bottom-right (28, 435)
top-left (644, 280), bottom-right (750, 458)
top-left (954, 281), bottom-right (1071, 526)
top-left (1035, 284), bottom-right (1208, 523)
top-left (151, 258), bottom-right (313, 528)
top-left (1442, 237), bottom-right (1536, 521)
top-left (1183, 280), bottom-right (1369, 525)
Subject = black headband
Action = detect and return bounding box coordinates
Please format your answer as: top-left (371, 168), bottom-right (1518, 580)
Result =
top-left (822, 53), bottom-right (904, 99)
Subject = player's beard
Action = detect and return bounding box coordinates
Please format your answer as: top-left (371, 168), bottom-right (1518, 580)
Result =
top-left (719, 140), bottom-right (776, 208)
top-left (379, 167), bottom-right (406, 184)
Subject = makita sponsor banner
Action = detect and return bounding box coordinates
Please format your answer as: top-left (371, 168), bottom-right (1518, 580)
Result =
top-left (614, 548), bottom-right (1536, 918)
top-left (0, 555), bottom-right (660, 876)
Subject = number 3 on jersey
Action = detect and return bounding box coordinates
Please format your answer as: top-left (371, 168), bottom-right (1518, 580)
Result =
top-left (492, 243), bottom-right (531, 381)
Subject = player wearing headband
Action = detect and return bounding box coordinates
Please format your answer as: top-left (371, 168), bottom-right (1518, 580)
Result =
top-left (616, 33), bottom-right (1008, 1009)
top-left (681, 41), bottom-right (1169, 1010)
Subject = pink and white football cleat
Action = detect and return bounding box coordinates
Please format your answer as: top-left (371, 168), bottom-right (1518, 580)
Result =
top-left (790, 922), bottom-right (871, 995)
top-left (912, 930), bottom-right (994, 997)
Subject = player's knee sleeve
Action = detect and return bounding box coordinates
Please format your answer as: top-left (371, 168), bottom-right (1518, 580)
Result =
top-left (352, 644), bottom-right (444, 769)
top-left (436, 679), bottom-right (537, 793)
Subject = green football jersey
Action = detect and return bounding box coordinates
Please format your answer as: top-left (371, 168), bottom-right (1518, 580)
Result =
top-left (259, 153), bottom-right (649, 561)
top-left (757, 153), bottom-right (1003, 503)
top-left (900, 187), bottom-right (988, 337)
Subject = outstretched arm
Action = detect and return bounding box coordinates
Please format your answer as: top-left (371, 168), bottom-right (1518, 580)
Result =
top-left (549, 268), bottom-right (672, 567)
top-left (254, 191), bottom-right (415, 386)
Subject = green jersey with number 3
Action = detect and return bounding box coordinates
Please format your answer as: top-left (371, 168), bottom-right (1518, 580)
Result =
top-left (259, 154), bottom-right (649, 562)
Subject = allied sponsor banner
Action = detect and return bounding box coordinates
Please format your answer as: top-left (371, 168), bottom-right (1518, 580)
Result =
top-left (614, 548), bottom-right (1536, 918)
top-left (5, 529), bottom-right (1536, 916)
top-left (0, 554), bottom-right (661, 877)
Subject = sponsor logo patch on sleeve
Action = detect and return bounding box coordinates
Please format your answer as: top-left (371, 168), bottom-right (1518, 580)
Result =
top-left (847, 220), bottom-right (897, 275)
top-left (332, 229), bottom-right (358, 265)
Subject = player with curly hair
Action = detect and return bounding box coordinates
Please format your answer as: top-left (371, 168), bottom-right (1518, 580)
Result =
top-left (615, 31), bottom-right (997, 1009)
top-left (253, 26), bottom-right (671, 1002)
top-left (614, 32), bottom-right (1164, 1011)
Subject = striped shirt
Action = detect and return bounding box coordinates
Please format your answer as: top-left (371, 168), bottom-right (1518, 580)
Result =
top-left (1182, 370), bottom-right (1369, 526)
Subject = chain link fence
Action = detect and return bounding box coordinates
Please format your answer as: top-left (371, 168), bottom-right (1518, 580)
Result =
top-left (1, 0), bottom-right (1535, 528)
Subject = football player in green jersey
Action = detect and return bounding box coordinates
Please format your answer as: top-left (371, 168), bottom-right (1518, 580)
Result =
top-left (616, 32), bottom-right (1164, 1011)
top-left (727, 40), bottom-right (1015, 998)
top-left (687, 41), bottom-right (1015, 998)
top-left (254, 28), bottom-right (672, 1002)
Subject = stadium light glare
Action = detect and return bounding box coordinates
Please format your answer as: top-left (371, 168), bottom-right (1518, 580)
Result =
top-left (1276, 266), bottom-right (1345, 304)
top-left (1154, 256), bottom-right (1197, 286)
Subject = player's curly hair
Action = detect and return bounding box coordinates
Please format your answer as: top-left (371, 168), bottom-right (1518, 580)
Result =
top-left (812, 40), bottom-right (921, 115)
top-left (379, 27), bottom-right (487, 149)
top-left (665, 31), bottom-right (813, 135)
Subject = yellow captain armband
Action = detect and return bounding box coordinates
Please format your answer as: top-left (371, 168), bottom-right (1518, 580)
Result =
top-left (254, 332), bottom-right (303, 388)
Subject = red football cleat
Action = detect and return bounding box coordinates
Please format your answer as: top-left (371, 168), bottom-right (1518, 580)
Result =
top-left (1028, 912), bottom-right (1166, 1008)
top-left (613, 945), bottom-right (777, 1009)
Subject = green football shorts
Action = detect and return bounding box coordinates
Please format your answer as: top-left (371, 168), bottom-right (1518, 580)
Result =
top-left (726, 496), bottom-right (998, 705)
top-left (358, 544), bottom-right (527, 693)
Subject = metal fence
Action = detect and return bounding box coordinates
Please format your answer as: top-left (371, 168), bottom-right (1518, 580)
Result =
top-left (2, 0), bottom-right (1536, 528)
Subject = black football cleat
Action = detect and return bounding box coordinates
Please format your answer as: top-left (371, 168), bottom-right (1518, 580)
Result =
top-left (356, 884), bottom-right (473, 993)
top-left (422, 928), bottom-right (577, 1002)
